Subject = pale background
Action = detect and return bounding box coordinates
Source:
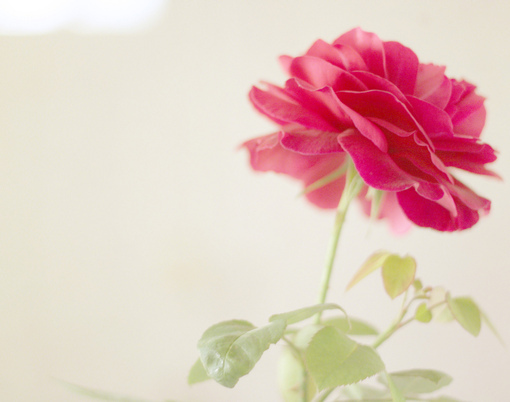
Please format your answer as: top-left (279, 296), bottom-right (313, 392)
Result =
top-left (1, 1), bottom-right (509, 401)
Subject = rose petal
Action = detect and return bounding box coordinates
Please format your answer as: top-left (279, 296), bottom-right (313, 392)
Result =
top-left (337, 129), bottom-right (416, 191)
top-left (352, 70), bottom-right (410, 106)
top-left (249, 85), bottom-right (337, 131)
top-left (447, 80), bottom-right (486, 138)
top-left (284, 78), bottom-right (352, 128)
top-left (414, 63), bottom-right (452, 109)
top-left (383, 41), bottom-right (419, 95)
top-left (333, 28), bottom-right (386, 77)
top-left (436, 141), bottom-right (500, 177)
top-left (280, 129), bottom-right (345, 155)
top-left (288, 56), bottom-right (367, 91)
top-left (337, 90), bottom-right (417, 133)
top-left (397, 187), bottom-right (484, 231)
top-left (242, 133), bottom-right (346, 209)
top-left (305, 39), bottom-right (368, 71)
top-left (406, 96), bottom-right (454, 138)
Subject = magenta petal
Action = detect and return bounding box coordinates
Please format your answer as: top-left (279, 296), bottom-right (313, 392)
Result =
top-left (352, 71), bottom-right (410, 106)
top-left (333, 28), bottom-right (386, 77)
top-left (414, 64), bottom-right (452, 109)
top-left (249, 85), bottom-right (337, 131)
top-left (444, 178), bottom-right (491, 212)
top-left (406, 96), bottom-right (454, 138)
top-left (337, 90), bottom-right (417, 133)
top-left (447, 80), bottom-right (486, 138)
top-left (280, 129), bottom-right (345, 155)
top-left (334, 98), bottom-right (388, 153)
top-left (288, 56), bottom-right (367, 91)
top-left (453, 99), bottom-right (486, 138)
top-left (305, 39), bottom-right (367, 71)
top-left (284, 78), bottom-right (352, 128)
top-left (383, 41), bottom-right (419, 95)
top-left (338, 130), bottom-right (416, 191)
top-left (397, 187), bottom-right (483, 231)
top-left (243, 133), bottom-right (346, 209)
top-left (435, 142), bottom-right (499, 177)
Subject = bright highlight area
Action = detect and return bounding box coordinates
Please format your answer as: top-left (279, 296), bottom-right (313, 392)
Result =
top-left (0, 0), bottom-right (168, 34)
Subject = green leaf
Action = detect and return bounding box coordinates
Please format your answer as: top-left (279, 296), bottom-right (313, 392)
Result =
top-left (198, 319), bottom-right (286, 388)
top-left (323, 317), bottom-right (378, 336)
top-left (447, 296), bottom-right (481, 336)
top-left (428, 287), bottom-right (454, 323)
top-left (277, 346), bottom-right (317, 402)
top-left (269, 303), bottom-right (347, 325)
top-left (381, 255), bottom-right (416, 299)
top-left (346, 251), bottom-right (392, 290)
top-left (415, 303), bottom-right (433, 323)
top-left (341, 383), bottom-right (390, 400)
top-left (293, 324), bottom-right (324, 349)
top-left (305, 327), bottom-right (385, 390)
top-left (385, 371), bottom-right (406, 402)
top-left (188, 358), bottom-right (210, 385)
top-left (386, 369), bottom-right (452, 395)
top-left (413, 279), bottom-right (423, 291)
top-left (481, 310), bottom-right (505, 346)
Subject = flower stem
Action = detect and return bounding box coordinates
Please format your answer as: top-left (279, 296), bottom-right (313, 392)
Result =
top-left (315, 160), bottom-right (362, 323)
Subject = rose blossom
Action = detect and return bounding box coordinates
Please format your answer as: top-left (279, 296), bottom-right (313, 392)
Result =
top-left (243, 28), bottom-right (498, 232)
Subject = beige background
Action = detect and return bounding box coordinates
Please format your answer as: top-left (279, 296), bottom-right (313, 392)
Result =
top-left (1, 1), bottom-right (509, 401)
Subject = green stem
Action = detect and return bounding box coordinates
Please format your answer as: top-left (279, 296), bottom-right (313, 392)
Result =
top-left (315, 160), bottom-right (362, 323)
top-left (372, 298), bottom-right (448, 349)
top-left (283, 337), bottom-right (309, 402)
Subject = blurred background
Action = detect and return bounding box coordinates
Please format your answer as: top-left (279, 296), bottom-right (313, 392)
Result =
top-left (1, 1), bottom-right (509, 401)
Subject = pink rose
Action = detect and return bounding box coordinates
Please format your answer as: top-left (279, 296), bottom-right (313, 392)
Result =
top-left (243, 28), bottom-right (498, 232)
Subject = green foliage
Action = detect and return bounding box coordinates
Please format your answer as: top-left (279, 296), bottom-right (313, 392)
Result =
top-left (381, 255), bottom-right (416, 299)
top-left (384, 371), bottom-right (406, 402)
top-left (346, 251), bottom-right (416, 299)
top-left (305, 327), bottom-right (385, 390)
top-left (277, 346), bottom-right (316, 402)
top-left (447, 296), bottom-right (481, 336)
top-left (322, 317), bottom-right (378, 336)
top-left (197, 319), bottom-right (285, 387)
top-left (270, 303), bottom-right (347, 325)
top-left (428, 287), bottom-right (454, 323)
top-left (415, 302), bottom-right (433, 323)
top-left (187, 358), bottom-right (210, 385)
top-left (385, 369), bottom-right (452, 395)
top-left (346, 251), bottom-right (392, 290)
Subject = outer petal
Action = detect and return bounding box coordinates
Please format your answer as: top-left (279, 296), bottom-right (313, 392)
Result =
top-left (243, 133), bottom-right (346, 209)
top-left (280, 129), bottom-right (345, 155)
top-left (406, 96), bottom-right (454, 138)
top-left (249, 85), bottom-right (337, 131)
top-left (333, 28), bottom-right (386, 77)
top-left (447, 80), bottom-right (486, 138)
top-left (396, 183), bottom-right (489, 231)
top-left (414, 63), bottom-right (452, 109)
top-left (383, 41), bottom-right (419, 95)
top-left (284, 78), bottom-right (352, 129)
top-left (351, 70), bottom-right (410, 106)
top-left (288, 56), bottom-right (367, 91)
top-left (435, 140), bottom-right (499, 177)
top-left (305, 39), bottom-right (368, 71)
top-left (337, 129), bottom-right (416, 191)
